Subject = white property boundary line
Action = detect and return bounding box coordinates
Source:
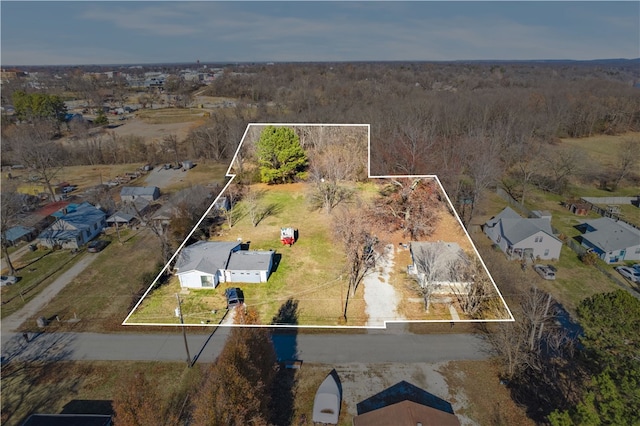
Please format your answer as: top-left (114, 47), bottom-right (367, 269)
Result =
top-left (123, 123), bottom-right (514, 327)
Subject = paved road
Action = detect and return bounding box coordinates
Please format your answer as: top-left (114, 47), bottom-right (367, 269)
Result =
top-left (1, 253), bottom-right (99, 332)
top-left (1, 328), bottom-right (490, 365)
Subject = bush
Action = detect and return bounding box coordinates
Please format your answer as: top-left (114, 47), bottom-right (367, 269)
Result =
top-left (579, 251), bottom-right (599, 266)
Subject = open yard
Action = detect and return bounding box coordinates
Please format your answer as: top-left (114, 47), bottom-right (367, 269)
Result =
top-left (473, 190), bottom-right (626, 317)
top-left (1, 249), bottom-right (87, 319)
top-left (22, 229), bottom-right (163, 333)
top-left (129, 181), bottom-right (508, 327)
top-left (0, 357), bottom-right (533, 426)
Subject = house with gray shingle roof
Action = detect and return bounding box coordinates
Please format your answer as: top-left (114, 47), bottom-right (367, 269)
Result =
top-left (577, 217), bottom-right (640, 264)
top-left (120, 186), bottom-right (160, 203)
top-left (175, 241), bottom-right (274, 288)
top-left (484, 207), bottom-right (562, 261)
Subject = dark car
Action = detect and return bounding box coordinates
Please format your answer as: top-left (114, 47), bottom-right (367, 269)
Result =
top-left (87, 240), bottom-right (109, 253)
top-left (225, 287), bottom-right (244, 308)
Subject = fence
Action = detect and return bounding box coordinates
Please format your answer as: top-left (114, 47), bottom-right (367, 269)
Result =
top-left (495, 188), bottom-right (640, 300)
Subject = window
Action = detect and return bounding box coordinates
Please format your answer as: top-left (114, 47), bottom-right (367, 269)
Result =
top-left (544, 249), bottom-right (550, 256)
top-left (635, 248), bottom-right (640, 254)
top-left (535, 236), bottom-right (544, 243)
top-left (200, 275), bottom-right (213, 287)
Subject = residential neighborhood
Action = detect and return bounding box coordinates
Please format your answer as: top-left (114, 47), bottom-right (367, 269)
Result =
top-left (1, 2), bottom-right (640, 423)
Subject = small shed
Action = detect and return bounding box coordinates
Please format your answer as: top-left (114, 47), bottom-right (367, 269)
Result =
top-left (182, 160), bottom-right (194, 170)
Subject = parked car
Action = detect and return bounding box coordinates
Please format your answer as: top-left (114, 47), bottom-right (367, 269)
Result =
top-left (632, 264), bottom-right (640, 274)
top-left (615, 266), bottom-right (640, 283)
top-left (87, 240), bottom-right (109, 253)
top-left (0, 275), bottom-right (19, 286)
top-left (225, 287), bottom-right (244, 308)
top-left (62, 185), bottom-right (76, 194)
top-left (533, 264), bottom-right (557, 280)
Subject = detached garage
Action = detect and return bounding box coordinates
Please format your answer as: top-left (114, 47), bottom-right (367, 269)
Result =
top-left (224, 250), bottom-right (275, 283)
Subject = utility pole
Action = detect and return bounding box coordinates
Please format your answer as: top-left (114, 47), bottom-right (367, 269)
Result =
top-left (175, 293), bottom-right (192, 367)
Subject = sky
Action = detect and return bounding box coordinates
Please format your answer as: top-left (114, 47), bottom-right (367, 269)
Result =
top-left (1, 1), bottom-right (638, 66)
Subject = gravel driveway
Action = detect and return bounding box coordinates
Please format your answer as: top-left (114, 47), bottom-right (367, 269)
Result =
top-left (364, 244), bottom-right (405, 326)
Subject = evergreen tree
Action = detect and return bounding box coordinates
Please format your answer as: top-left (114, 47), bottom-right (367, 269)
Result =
top-left (256, 125), bottom-right (308, 184)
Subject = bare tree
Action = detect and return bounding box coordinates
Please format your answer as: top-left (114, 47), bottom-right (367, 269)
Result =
top-left (372, 178), bottom-right (440, 240)
top-left (541, 147), bottom-right (586, 194)
top-left (333, 206), bottom-right (384, 321)
top-left (12, 120), bottom-right (64, 201)
top-left (244, 187), bottom-right (264, 227)
top-left (0, 185), bottom-right (23, 275)
top-left (611, 138), bottom-right (638, 190)
top-left (451, 257), bottom-right (498, 318)
top-left (411, 242), bottom-right (469, 313)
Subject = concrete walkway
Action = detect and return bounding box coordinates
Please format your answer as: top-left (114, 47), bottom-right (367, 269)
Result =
top-left (1, 254), bottom-right (99, 332)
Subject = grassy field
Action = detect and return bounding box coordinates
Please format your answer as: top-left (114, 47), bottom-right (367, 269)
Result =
top-left (561, 131), bottom-right (639, 170)
top-left (1, 249), bottom-right (88, 319)
top-left (131, 183), bottom-right (358, 326)
top-left (136, 108), bottom-right (209, 124)
top-left (24, 229), bottom-right (163, 333)
top-left (4, 163), bottom-right (147, 194)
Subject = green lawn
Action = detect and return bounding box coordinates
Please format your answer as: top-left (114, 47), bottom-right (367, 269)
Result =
top-left (1, 249), bottom-right (87, 319)
top-left (25, 229), bottom-right (163, 332)
top-left (129, 183), bottom-right (359, 327)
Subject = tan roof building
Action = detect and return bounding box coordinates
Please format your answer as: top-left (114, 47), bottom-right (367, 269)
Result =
top-left (352, 400), bottom-right (461, 426)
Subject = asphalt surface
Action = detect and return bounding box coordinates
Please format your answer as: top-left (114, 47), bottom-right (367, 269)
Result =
top-left (1, 328), bottom-right (490, 365)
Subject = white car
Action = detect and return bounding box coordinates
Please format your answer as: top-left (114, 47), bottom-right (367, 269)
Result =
top-left (615, 266), bottom-right (640, 283)
top-left (0, 275), bottom-right (19, 286)
top-left (533, 264), bottom-right (557, 280)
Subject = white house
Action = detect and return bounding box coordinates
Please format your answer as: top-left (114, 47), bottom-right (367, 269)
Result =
top-left (408, 241), bottom-right (471, 294)
top-left (175, 241), bottom-right (275, 288)
top-left (577, 217), bottom-right (640, 263)
top-left (484, 207), bottom-right (562, 261)
top-left (37, 202), bottom-right (106, 249)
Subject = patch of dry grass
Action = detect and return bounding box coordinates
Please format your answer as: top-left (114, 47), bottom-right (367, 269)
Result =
top-left (439, 360), bottom-right (535, 426)
top-left (26, 230), bottom-right (162, 332)
top-left (136, 108), bottom-right (209, 124)
top-left (561, 131), bottom-right (640, 169)
top-left (0, 360), bottom-right (196, 426)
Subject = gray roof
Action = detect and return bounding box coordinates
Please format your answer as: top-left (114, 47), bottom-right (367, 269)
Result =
top-left (175, 241), bottom-right (240, 275)
top-left (581, 217), bottom-right (640, 252)
top-left (227, 250), bottom-right (274, 271)
top-left (410, 242), bottom-right (469, 281)
top-left (120, 186), bottom-right (159, 197)
top-left (487, 207), bottom-right (558, 245)
top-left (106, 211), bottom-right (135, 223)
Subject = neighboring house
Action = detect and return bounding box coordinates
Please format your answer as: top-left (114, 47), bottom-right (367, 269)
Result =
top-left (484, 207), bottom-right (562, 261)
top-left (213, 196), bottom-right (231, 211)
top-left (37, 202), bottom-right (106, 249)
top-left (107, 198), bottom-right (151, 227)
top-left (106, 211), bottom-right (136, 227)
top-left (354, 381), bottom-right (460, 426)
top-left (3, 225), bottom-right (36, 246)
top-left (408, 242), bottom-right (470, 294)
top-left (120, 186), bottom-right (160, 203)
top-left (175, 241), bottom-right (275, 288)
top-left (577, 217), bottom-right (640, 263)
